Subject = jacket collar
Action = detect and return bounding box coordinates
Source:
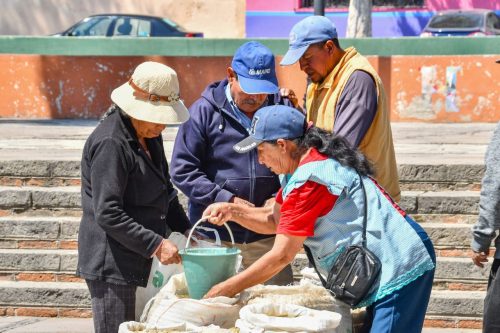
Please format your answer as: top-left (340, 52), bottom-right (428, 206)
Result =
top-left (116, 108), bottom-right (167, 183)
top-left (313, 47), bottom-right (358, 91)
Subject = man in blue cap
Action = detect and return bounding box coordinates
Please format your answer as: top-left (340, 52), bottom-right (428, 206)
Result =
top-left (171, 41), bottom-right (297, 285)
top-left (281, 15), bottom-right (401, 202)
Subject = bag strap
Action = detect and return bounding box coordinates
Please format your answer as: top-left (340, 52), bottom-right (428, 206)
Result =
top-left (357, 171), bottom-right (368, 248)
top-left (303, 170), bottom-right (369, 286)
top-left (303, 244), bottom-right (328, 288)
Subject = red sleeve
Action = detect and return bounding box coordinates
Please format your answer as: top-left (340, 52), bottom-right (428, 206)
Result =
top-left (276, 188), bottom-right (284, 204)
top-left (276, 181), bottom-right (338, 237)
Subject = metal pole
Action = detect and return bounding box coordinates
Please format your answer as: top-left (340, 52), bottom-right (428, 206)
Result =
top-left (314, 0), bottom-right (325, 16)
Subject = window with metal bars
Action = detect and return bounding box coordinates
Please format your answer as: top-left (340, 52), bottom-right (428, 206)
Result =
top-left (299, 0), bottom-right (424, 8)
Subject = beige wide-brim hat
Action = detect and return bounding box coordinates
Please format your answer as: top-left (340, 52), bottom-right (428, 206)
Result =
top-left (111, 61), bottom-right (189, 125)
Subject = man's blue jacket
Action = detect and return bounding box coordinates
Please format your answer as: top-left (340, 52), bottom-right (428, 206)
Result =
top-left (171, 79), bottom-right (292, 243)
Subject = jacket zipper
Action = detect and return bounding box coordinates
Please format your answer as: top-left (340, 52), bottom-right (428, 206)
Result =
top-left (244, 149), bottom-right (256, 243)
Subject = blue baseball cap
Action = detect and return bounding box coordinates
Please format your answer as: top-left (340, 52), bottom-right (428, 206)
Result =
top-left (280, 16), bottom-right (338, 66)
top-left (233, 105), bottom-right (305, 153)
top-left (231, 41), bottom-right (279, 94)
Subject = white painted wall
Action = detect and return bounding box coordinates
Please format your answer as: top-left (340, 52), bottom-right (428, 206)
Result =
top-left (2, 0), bottom-right (245, 37)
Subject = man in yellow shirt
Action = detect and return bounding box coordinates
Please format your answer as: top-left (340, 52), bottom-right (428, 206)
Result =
top-left (281, 15), bottom-right (400, 201)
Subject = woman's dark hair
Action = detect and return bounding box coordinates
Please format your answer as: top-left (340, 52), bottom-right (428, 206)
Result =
top-left (291, 126), bottom-right (374, 177)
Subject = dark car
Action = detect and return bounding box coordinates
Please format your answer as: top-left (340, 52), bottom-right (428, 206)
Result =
top-left (54, 14), bottom-right (203, 37)
top-left (420, 9), bottom-right (500, 37)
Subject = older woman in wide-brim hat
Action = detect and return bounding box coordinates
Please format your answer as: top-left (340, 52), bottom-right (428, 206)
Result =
top-left (77, 62), bottom-right (191, 333)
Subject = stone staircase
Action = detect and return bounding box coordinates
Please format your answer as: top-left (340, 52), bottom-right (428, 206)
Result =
top-left (0, 160), bottom-right (488, 328)
top-left (0, 121), bottom-right (493, 330)
top-left (0, 161), bottom-right (90, 318)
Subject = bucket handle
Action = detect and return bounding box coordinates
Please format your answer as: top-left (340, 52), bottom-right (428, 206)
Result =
top-left (184, 218), bottom-right (235, 249)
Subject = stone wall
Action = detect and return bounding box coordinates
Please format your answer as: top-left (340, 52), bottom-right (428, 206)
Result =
top-left (0, 54), bottom-right (498, 122)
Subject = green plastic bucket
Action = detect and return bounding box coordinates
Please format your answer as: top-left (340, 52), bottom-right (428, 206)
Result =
top-left (179, 219), bottom-right (241, 300)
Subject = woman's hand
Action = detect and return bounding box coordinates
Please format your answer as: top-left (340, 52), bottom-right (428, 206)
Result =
top-left (203, 280), bottom-right (237, 299)
top-left (155, 239), bottom-right (181, 264)
top-left (202, 203), bottom-right (234, 226)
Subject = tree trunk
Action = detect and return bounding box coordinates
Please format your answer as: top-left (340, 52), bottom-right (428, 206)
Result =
top-left (346, 0), bottom-right (372, 38)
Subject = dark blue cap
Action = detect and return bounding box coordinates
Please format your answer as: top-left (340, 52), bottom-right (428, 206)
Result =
top-left (231, 41), bottom-right (279, 94)
top-left (233, 105), bottom-right (305, 153)
top-left (280, 16), bottom-right (338, 66)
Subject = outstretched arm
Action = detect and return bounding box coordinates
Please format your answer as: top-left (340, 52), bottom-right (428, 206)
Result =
top-left (202, 200), bottom-right (281, 235)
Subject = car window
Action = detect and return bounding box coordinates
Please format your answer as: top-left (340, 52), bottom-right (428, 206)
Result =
top-left (488, 13), bottom-right (500, 30)
top-left (70, 17), bottom-right (113, 36)
top-left (428, 13), bottom-right (483, 29)
top-left (137, 19), bottom-right (152, 37)
top-left (113, 18), bottom-right (152, 37)
top-left (162, 18), bottom-right (188, 32)
top-left (151, 20), bottom-right (177, 36)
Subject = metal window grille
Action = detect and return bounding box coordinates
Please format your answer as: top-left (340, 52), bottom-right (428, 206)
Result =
top-left (299, 0), bottom-right (424, 8)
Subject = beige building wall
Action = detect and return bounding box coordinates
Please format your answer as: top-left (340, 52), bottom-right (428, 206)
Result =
top-left (2, 0), bottom-right (245, 37)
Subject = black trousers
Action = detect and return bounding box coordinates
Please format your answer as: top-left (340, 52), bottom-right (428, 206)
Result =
top-left (86, 279), bottom-right (137, 333)
top-left (484, 258), bottom-right (500, 333)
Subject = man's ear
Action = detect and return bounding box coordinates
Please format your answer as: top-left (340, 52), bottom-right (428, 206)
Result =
top-left (325, 40), bottom-right (335, 55)
top-left (276, 138), bottom-right (288, 152)
top-left (227, 67), bottom-right (236, 82)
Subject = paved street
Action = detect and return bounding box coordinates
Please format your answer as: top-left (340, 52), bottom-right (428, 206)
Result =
top-left (0, 119), bottom-right (495, 165)
top-left (0, 316), bottom-right (483, 332)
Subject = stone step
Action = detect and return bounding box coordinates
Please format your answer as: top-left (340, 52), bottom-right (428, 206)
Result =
top-left (0, 216), bottom-right (80, 240)
top-left (0, 160), bottom-right (485, 182)
top-left (0, 249), bottom-right (77, 273)
top-left (398, 164), bottom-right (483, 185)
top-left (0, 248), bottom-right (488, 286)
top-left (424, 223), bottom-right (472, 247)
top-left (0, 219), bottom-right (482, 258)
top-left (0, 186), bottom-right (81, 211)
top-left (0, 160), bottom-right (485, 190)
top-left (434, 257), bottom-right (489, 283)
top-left (400, 190), bottom-right (479, 215)
top-left (427, 290), bottom-right (485, 318)
top-left (292, 255), bottom-right (488, 285)
top-left (0, 187), bottom-right (480, 215)
top-left (0, 281), bottom-right (90, 309)
top-left (0, 161), bottom-right (81, 179)
top-left (0, 280), bottom-right (486, 323)
top-left (413, 214), bottom-right (478, 225)
top-left (0, 216), bottom-right (475, 245)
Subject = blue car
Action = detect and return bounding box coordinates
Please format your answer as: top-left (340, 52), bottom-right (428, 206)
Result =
top-left (53, 14), bottom-right (203, 37)
top-left (420, 9), bottom-right (500, 37)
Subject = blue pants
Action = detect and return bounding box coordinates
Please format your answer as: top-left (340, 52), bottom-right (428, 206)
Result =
top-left (363, 216), bottom-right (436, 333)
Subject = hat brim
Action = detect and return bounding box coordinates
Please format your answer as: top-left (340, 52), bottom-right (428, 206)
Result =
top-left (110, 81), bottom-right (190, 125)
top-left (238, 75), bottom-right (279, 95)
top-left (280, 45), bottom-right (310, 66)
top-left (233, 136), bottom-right (263, 154)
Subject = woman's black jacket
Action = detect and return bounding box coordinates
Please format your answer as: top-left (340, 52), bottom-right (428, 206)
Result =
top-left (77, 109), bottom-right (190, 287)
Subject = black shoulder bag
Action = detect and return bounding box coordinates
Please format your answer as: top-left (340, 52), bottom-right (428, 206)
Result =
top-left (304, 172), bottom-right (381, 307)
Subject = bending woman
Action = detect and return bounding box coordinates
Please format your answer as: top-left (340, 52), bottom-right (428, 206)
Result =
top-left (202, 105), bottom-right (435, 333)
